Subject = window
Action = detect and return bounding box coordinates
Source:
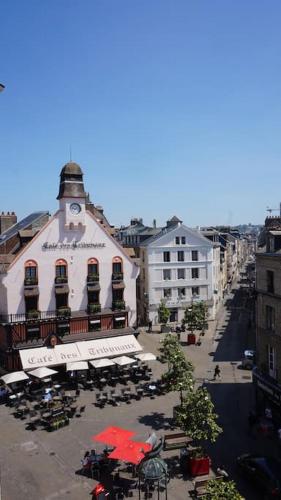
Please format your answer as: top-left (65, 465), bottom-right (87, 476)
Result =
top-left (24, 260), bottom-right (38, 285)
top-left (178, 288), bottom-right (185, 298)
top-left (267, 270), bottom-right (274, 293)
top-left (163, 251), bottom-right (170, 262)
top-left (163, 269), bottom-right (171, 281)
top-left (178, 251), bottom-right (184, 262)
top-left (175, 237), bottom-right (180, 245)
top-left (268, 345), bottom-right (276, 378)
top-left (192, 268), bottom-right (199, 279)
top-left (177, 269), bottom-right (185, 279)
top-left (181, 237), bottom-right (186, 245)
top-left (192, 250), bottom-right (198, 261)
top-left (163, 288), bottom-right (171, 298)
top-left (88, 258), bottom-right (99, 277)
top-left (266, 305), bottom-right (275, 331)
top-left (113, 257), bottom-right (122, 273)
top-left (192, 286), bottom-right (199, 296)
top-left (55, 260), bottom-right (67, 277)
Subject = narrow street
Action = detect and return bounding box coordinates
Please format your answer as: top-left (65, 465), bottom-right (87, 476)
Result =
top-left (187, 266), bottom-right (276, 500)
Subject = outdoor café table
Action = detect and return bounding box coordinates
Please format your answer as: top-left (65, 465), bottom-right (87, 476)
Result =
top-left (42, 411), bottom-right (52, 419)
top-left (43, 378), bottom-right (52, 384)
top-left (148, 384), bottom-right (157, 395)
top-left (54, 384), bottom-right (61, 390)
top-left (100, 378), bottom-right (107, 385)
top-left (53, 396), bottom-right (62, 401)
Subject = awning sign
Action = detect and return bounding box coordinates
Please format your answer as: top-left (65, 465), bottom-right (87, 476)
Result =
top-left (19, 335), bottom-right (142, 369)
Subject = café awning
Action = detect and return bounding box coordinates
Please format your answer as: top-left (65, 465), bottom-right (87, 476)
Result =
top-left (28, 367), bottom-right (58, 379)
top-left (55, 285), bottom-right (69, 294)
top-left (112, 282), bottom-right (125, 290)
top-left (19, 335), bottom-right (143, 370)
top-left (113, 356), bottom-right (135, 366)
top-left (66, 361), bottom-right (88, 371)
top-left (108, 441), bottom-right (152, 465)
top-left (24, 286), bottom-right (39, 297)
top-left (90, 358), bottom-right (116, 369)
top-left (87, 284), bottom-right (101, 292)
top-left (135, 352), bottom-right (157, 362)
top-left (1, 371), bottom-right (29, 384)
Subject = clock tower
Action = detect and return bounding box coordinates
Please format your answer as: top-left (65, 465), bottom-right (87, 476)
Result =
top-left (57, 162), bottom-right (87, 228)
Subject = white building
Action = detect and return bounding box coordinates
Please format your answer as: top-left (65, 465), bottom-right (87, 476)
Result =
top-left (138, 217), bottom-right (221, 324)
top-left (0, 162), bottom-right (140, 371)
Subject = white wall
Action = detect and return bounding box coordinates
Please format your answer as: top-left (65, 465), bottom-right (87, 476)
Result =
top-left (1, 210), bottom-right (139, 325)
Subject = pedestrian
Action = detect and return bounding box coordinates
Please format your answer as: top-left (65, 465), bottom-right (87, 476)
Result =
top-left (214, 365), bottom-right (221, 380)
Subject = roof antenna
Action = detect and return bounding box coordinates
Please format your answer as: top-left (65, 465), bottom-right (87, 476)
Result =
top-left (69, 145), bottom-right (72, 162)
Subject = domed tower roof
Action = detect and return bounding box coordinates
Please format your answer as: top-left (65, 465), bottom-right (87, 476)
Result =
top-left (57, 161), bottom-right (87, 199)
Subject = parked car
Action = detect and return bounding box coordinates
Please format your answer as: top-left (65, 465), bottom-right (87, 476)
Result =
top-left (241, 349), bottom-right (255, 369)
top-left (236, 454), bottom-right (281, 499)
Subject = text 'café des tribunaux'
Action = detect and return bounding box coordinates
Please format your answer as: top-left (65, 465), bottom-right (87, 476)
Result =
top-left (0, 162), bottom-right (141, 372)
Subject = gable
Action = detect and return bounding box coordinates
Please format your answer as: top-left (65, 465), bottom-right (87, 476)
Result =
top-left (146, 224), bottom-right (214, 249)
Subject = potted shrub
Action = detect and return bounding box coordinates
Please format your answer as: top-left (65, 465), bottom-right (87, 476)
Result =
top-left (201, 479), bottom-right (244, 500)
top-left (175, 387), bottom-right (222, 476)
top-left (87, 273), bottom-right (99, 283)
top-left (158, 300), bottom-right (170, 333)
top-left (112, 300), bottom-right (125, 310)
top-left (87, 303), bottom-right (101, 314)
top-left (182, 301), bottom-right (208, 344)
top-left (26, 309), bottom-right (40, 319)
top-left (56, 306), bottom-right (71, 317)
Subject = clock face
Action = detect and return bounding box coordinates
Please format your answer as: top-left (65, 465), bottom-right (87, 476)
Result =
top-left (70, 203), bottom-right (81, 215)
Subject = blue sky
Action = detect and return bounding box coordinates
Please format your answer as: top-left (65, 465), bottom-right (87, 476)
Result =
top-left (1, 1), bottom-right (281, 227)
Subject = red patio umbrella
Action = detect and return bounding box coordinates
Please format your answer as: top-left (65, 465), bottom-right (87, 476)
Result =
top-left (108, 440), bottom-right (152, 465)
top-left (92, 426), bottom-right (136, 448)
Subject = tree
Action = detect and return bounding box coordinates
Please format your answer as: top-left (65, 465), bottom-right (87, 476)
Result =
top-left (160, 334), bottom-right (194, 405)
top-left (182, 301), bottom-right (208, 335)
top-left (158, 300), bottom-right (170, 325)
top-left (201, 479), bottom-right (244, 500)
top-left (175, 386), bottom-right (222, 448)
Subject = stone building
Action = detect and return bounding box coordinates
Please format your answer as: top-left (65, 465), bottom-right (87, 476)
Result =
top-left (254, 216), bottom-right (281, 418)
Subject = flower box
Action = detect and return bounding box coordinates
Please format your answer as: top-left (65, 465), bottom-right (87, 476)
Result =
top-left (188, 455), bottom-right (211, 477)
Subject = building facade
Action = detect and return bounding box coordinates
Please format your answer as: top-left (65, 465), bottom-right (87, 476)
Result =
top-left (0, 162), bottom-right (139, 371)
top-left (254, 217), bottom-right (281, 420)
top-left (138, 217), bottom-right (221, 325)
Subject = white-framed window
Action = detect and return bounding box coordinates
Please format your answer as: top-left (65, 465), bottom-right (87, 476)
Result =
top-left (163, 269), bottom-right (171, 281)
top-left (266, 305), bottom-right (275, 331)
top-left (163, 251), bottom-right (170, 262)
top-left (181, 237), bottom-right (186, 245)
top-left (192, 268), bottom-right (199, 279)
top-left (192, 286), bottom-right (199, 296)
top-left (177, 268), bottom-right (185, 279)
top-left (192, 250), bottom-right (198, 261)
top-left (175, 237), bottom-right (180, 245)
top-left (178, 251), bottom-right (184, 262)
top-left (163, 288), bottom-right (171, 298)
top-left (178, 288), bottom-right (186, 298)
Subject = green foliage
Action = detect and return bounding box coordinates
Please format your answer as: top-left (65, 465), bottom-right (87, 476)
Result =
top-left (183, 301), bottom-right (208, 333)
top-left (175, 386), bottom-right (223, 444)
top-left (160, 334), bottom-right (194, 404)
top-left (201, 479), bottom-right (244, 500)
top-left (158, 300), bottom-right (170, 325)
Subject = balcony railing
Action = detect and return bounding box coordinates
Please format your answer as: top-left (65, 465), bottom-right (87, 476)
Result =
top-left (55, 276), bottom-right (68, 284)
top-left (87, 274), bottom-right (99, 284)
top-left (24, 277), bottom-right (38, 286)
top-left (112, 300), bottom-right (126, 311)
top-left (87, 303), bottom-right (101, 314)
top-left (112, 272), bottom-right (124, 282)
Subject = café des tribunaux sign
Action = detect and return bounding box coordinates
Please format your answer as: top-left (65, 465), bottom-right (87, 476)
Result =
top-left (20, 335), bottom-right (142, 370)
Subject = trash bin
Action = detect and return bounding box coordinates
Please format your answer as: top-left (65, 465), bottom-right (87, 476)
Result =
top-left (187, 333), bottom-right (196, 345)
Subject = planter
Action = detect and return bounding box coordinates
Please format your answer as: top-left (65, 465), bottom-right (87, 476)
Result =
top-left (188, 455), bottom-right (211, 477)
top-left (187, 333), bottom-right (196, 345)
top-left (56, 307), bottom-right (71, 317)
top-left (87, 303), bottom-right (101, 314)
top-left (26, 310), bottom-right (40, 319)
top-left (161, 324), bottom-right (170, 333)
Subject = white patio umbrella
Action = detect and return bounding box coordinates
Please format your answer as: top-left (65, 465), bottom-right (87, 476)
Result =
top-left (113, 356), bottom-right (135, 366)
top-left (90, 358), bottom-right (116, 369)
top-left (66, 361), bottom-right (88, 371)
top-left (28, 367), bottom-right (58, 379)
top-left (1, 371), bottom-right (29, 385)
top-left (134, 352), bottom-right (157, 362)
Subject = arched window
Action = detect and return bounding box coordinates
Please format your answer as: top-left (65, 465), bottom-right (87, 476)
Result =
top-left (112, 256), bottom-right (123, 275)
top-left (55, 259), bottom-right (68, 282)
top-left (24, 260), bottom-right (38, 284)
top-left (88, 258), bottom-right (99, 278)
